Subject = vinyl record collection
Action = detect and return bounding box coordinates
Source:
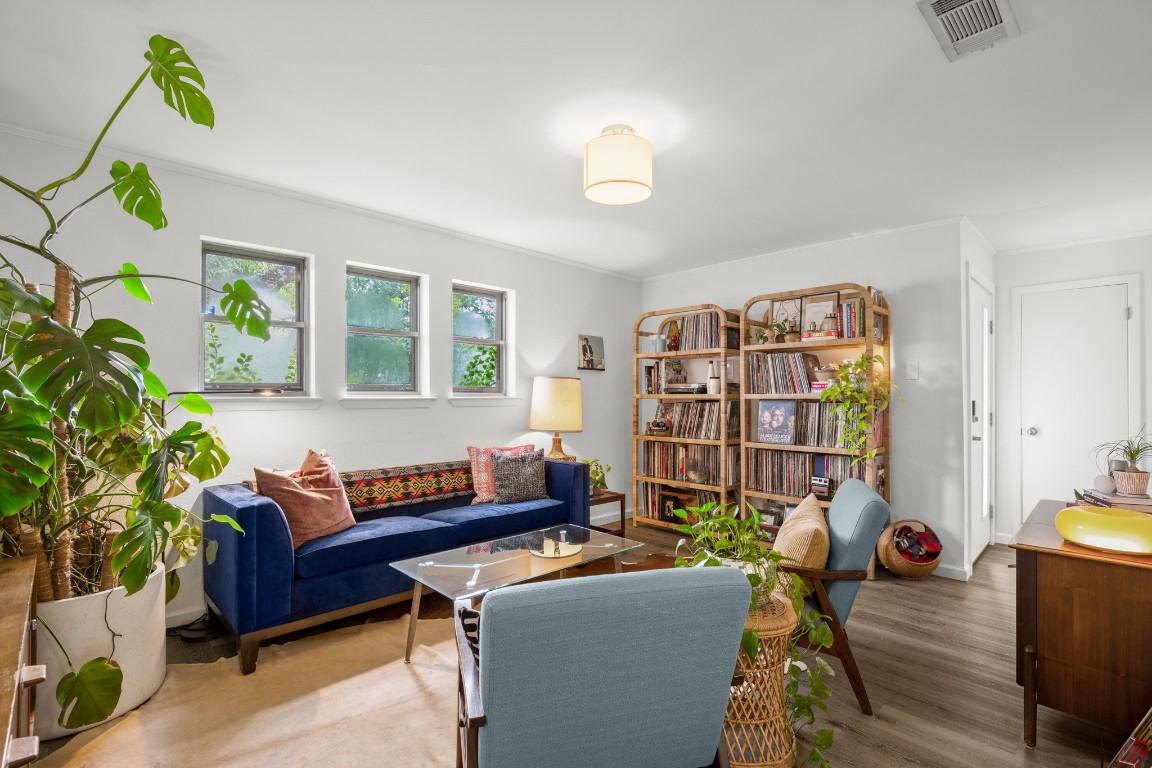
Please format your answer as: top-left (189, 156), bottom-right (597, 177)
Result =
top-left (746, 352), bottom-right (821, 394)
top-left (653, 400), bottom-right (739, 440)
top-left (640, 442), bottom-right (739, 486)
top-left (677, 310), bottom-right (740, 351)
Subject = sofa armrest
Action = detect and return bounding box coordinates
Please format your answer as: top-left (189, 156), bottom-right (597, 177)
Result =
top-left (544, 459), bottom-right (590, 528)
top-left (201, 484), bottom-right (294, 636)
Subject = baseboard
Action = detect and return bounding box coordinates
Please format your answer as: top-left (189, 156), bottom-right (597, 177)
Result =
top-left (166, 601), bottom-right (207, 629)
top-left (994, 532), bottom-right (1014, 545)
top-left (933, 563), bottom-right (971, 582)
top-left (590, 508), bottom-right (633, 525)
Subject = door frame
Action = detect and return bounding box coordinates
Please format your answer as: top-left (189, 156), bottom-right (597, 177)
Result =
top-left (1010, 274), bottom-right (1143, 533)
top-left (962, 264), bottom-right (996, 575)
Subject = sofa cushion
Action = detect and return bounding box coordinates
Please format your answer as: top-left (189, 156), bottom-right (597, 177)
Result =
top-left (294, 516), bottom-right (459, 580)
top-left (492, 449), bottom-right (547, 504)
top-left (423, 499), bottom-right (567, 544)
top-left (341, 460), bottom-right (474, 515)
top-left (468, 444), bottom-right (534, 504)
top-left (255, 452), bottom-right (354, 549)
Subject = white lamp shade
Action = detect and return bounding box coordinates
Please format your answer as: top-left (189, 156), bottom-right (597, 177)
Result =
top-left (529, 376), bottom-right (583, 432)
top-left (584, 125), bottom-right (652, 205)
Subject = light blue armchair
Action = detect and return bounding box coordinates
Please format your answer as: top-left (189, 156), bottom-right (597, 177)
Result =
top-left (453, 567), bottom-right (751, 768)
top-left (782, 478), bottom-right (891, 715)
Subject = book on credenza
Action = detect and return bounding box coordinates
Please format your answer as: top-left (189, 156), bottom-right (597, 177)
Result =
top-left (1080, 488), bottom-right (1152, 510)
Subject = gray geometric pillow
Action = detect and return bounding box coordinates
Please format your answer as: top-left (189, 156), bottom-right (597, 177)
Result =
top-left (492, 449), bottom-right (547, 504)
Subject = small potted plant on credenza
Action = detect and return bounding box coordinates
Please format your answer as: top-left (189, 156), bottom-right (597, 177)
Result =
top-left (1094, 431), bottom-right (1152, 497)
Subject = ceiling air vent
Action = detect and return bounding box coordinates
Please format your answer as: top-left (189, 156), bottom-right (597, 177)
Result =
top-left (917, 0), bottom-right (1020, 62)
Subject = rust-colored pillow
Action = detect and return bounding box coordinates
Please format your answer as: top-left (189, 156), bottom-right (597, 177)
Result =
top-left (467, 444), bottom-right (534, 504)
top-left (255, 450), bottom-right (354, 548)
top-left (773, 494), bottom-right (829, 594)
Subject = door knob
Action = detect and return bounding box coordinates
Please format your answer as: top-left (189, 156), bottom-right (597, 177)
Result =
top-left (1026, 427), bottom-right (1038, 436)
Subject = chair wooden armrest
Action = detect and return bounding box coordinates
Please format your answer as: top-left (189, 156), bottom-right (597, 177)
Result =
top-left (453, 599), bottom-right (485, 727)
top-left (780, 564), bottom-right (868, 582)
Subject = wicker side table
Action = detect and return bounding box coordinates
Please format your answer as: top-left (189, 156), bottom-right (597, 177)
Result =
top-left (723, 594), bottom-right (798, 768)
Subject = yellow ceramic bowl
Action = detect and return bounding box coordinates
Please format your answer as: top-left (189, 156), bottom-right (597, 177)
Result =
top-left (1054, 506), bottom-right (1152, 555)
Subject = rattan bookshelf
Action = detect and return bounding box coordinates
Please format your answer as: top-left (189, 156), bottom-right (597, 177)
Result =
top-left (739, 283), bottom-right (891, 531)
top-left (631, 304), bottom-right (741, 531)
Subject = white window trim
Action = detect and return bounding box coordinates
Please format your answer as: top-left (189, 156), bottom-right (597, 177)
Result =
top-left (199, 238), bottom-right (313, 396)
top-left (451, 281), bottom-right (516, 397)
top-left (344, 263), bottom-right (429, 396)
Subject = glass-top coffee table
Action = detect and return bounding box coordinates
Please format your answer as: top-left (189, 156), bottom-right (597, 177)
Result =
top-left (391, 523), bottom-right (644, 662)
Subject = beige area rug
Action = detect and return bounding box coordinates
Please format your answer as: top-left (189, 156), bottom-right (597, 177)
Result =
top-left (40, 617), bottom-right (458, 768)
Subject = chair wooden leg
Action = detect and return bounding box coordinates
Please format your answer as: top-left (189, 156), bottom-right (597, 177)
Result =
top-left (825, 615), bottom-right (871, 715)
top-left (239, 635), bottom-right (260, 675)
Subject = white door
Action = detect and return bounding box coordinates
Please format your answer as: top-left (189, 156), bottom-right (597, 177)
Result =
top-left (968, 277), bottom-right (993, 562)
top-left (1020, 282), bottom-right (1132, 513)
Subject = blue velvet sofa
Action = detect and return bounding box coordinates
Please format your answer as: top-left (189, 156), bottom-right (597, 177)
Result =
top-left (201, 458), bottom-right (589, 673)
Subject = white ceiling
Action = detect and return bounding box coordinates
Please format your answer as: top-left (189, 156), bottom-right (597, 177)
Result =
top-left (2, 1), bottom-right (1151, 278)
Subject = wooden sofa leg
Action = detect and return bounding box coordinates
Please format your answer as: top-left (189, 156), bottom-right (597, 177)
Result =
top-left (239, 635), bottom-right (260, 675)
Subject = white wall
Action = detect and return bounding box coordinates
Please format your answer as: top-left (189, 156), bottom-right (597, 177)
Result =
top-left (1, 131), bottom-right (642, 621)
top-left (642, 222), bottom-right (972, 579)
top-left (992, 233), bottom-right (1152, 542)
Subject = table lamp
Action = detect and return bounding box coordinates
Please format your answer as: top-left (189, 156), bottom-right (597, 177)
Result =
top-left (529, 376), bottom-right (582, 461)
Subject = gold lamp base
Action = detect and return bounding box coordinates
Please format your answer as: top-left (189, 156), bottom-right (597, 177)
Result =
top-left (545, 432), bottom-right (575, 461)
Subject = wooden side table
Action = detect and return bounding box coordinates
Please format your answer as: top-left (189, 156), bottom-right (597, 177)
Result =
top-left (589, 490), bottom-right (627, 534)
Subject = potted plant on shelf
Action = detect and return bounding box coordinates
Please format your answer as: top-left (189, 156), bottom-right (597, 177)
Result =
top-left (582, 458), bottom-right (611, 495)
top-left (672, 502), bottom-right (835, 768)
top-left (0, 35), bottom-right (271, 736)
top-left (1093, 431), bottom-right (1152, 496)
top-left (819, 354), bottom-right (894, 466)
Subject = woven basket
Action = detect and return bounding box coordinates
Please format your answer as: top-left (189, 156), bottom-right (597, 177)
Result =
top-left (1114, 470), bottom-right (1150, 496)
top-left (877, 519), bottom-right (941, 580)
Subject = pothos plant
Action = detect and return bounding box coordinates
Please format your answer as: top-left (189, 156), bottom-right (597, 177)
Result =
top-left (819, 353), bottom-right (894, 466)
top-left (673, 502), bottom-right (836, 768)
top-left (0, 35), bottom-right (271, 728)
top-left (582, 458), bottom-right (611, 490)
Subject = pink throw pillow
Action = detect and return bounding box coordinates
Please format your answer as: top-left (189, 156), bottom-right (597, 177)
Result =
top-left (255, 450), bottom-right (354, 548)
top-left (467, 444), bottom-right (535, 504)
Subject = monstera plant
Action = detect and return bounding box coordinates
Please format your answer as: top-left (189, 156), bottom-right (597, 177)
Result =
top-left (0, 35), bottom-right (270, 729)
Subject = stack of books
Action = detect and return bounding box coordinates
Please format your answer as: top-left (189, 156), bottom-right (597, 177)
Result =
top-left (1078, 488), bottom-right (1152, 512)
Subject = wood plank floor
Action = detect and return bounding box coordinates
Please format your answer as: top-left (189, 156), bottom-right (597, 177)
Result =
top-left (616, 525), bottom-right (1123, 768)
top-left (164, 523), bottom-right (1126, 767)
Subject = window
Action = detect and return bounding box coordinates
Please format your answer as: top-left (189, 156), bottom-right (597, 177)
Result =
top-left (346, 268), bottom-right (419, 391)
top-left (452, 285), bottom-right (505, 393)
top-left (201, 243), bottom-right (306, 392)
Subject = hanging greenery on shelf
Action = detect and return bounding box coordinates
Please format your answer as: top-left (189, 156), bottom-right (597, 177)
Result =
top-left (818, 354), bottom-right (895, 465)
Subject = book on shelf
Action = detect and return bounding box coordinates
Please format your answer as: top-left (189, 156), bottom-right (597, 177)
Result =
top-left (644, 359), bottom-right (686, 394)
top-left (801, 330), bottom-right (839, 341)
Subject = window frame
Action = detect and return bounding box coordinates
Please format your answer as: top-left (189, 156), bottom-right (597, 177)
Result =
top-left (345, 266), bottom-right (421, 393)
top-left (452, 284), bottom-right (506, 395)
top-left (200, 243), bottom-right (308, 394)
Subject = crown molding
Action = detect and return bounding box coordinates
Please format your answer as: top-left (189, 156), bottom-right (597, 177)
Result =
top-left (959, 217), bottom-right (997, 256)
top-left (995, 226), bottom-right (1152, 258)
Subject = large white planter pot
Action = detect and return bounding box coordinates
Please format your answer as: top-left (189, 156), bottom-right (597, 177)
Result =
top-left (35, 564), bottom-right (167, 740)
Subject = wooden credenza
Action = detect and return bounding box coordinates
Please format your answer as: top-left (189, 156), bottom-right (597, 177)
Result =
top-left (1011, 500), bottom-right (1152, 747)
top-left (1, 557), bottom-right (40, 768)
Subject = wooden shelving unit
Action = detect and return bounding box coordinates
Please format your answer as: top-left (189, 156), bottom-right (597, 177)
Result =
top-left (739, 283), bottom-right (891, 529)
top-left (632, 304), bottom-right (741, 531)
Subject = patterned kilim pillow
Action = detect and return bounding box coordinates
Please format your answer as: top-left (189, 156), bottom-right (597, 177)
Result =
top-left (340, 460), bottom-right (473, 515)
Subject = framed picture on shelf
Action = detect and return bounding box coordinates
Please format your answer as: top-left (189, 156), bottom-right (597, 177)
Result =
top-left (757, 400), bottom-right (796, 445)
top-left (658, 489), bottom-right (697, 523)
top-left (770, 298), bottom-right (802, 332)
top-left (801, 292), bottom-right (839, 336)
top-left (577, 334), bottom-right (605, 371)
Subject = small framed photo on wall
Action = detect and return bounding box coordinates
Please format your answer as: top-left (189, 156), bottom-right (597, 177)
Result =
top-left (578, 334), bottom-right (605, 371)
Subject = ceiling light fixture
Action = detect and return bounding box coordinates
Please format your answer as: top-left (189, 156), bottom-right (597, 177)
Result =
top-left (583, 124), bottom-right (652, 205)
